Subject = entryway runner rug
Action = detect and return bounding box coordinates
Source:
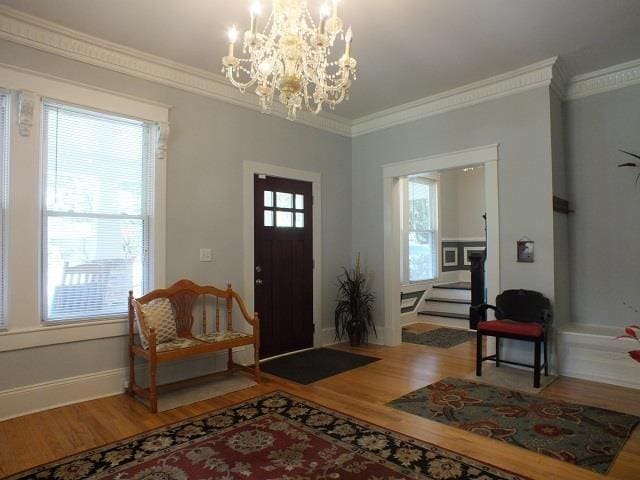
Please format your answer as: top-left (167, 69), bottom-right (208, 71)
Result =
top-left (261, 347), bottom-right (380, 384)
top-left (402, 326), bottom-right (476, 348)
top-left (388, 377), bottom-right (639, 474)
top-left (8, 392), bottom-right (528, 480)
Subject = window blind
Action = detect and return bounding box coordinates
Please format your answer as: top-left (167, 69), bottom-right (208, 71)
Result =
top-left (42, 102), bottom-right (154, 322)
top-left (407, 177), bottom-right (438, 282)
top-left (0, 93), bottom-right (8, 327)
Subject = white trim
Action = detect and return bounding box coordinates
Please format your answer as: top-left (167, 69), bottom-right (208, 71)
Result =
top-left (0, 350), bottom-right (240, 420)
top-left (383, 145), bottom-right (500, 347)
top-left (243, 161), bottom-right (322, 352)
top-left (566, 58), bottom-right (640, 101)
top-left (352, 58), bottom-right (557, 137)
top-left (557, 326), bottom-right (640, 390)
top-left (0, 6), bottom-right (350, 138)
top-left (442, 237), bottom-right (485, 242)
top-left (0, 318), bottom-right (127, 352)
top-left (3, 3), bottom-right (640, 138)
top-left (0, 68), bottom-right (168, 350)
top-left (383, 145), bottom-right (499, 179)
top-left (0, 63), bottom-right (169, 122)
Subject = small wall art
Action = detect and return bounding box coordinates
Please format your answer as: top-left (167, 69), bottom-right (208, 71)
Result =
top-left (517, 237), bottom-right (534, 263)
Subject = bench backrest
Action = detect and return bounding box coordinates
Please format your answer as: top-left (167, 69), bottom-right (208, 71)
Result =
top-left (129, 279), bottom-right (254, 337)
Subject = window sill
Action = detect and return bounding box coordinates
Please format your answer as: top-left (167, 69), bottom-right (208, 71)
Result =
top-left (0, 318), bottom-right (128, 353)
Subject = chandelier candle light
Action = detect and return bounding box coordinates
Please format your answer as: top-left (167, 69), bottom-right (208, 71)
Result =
top-left (222, 0), bottom-right (357, 121)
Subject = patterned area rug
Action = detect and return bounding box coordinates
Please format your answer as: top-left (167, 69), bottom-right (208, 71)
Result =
top-left (9, 392), bottom-right (528, 480)
top-left (261, 348), bottom-right (380, 384)
top-left (402, 327), bottom-right (476, 348)
top-left (388, 377), bottom-right (640, 474)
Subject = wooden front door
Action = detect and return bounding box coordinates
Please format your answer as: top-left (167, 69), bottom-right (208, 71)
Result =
top-left (254, 175), bottom-right (313, 359)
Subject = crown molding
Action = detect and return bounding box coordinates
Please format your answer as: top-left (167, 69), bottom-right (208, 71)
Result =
top-left (0, 6), bottom-right (352, 138)
top-left (351, 57), bottom-right (558, 137)
top-left (566, 58), bottom-right (640, 101)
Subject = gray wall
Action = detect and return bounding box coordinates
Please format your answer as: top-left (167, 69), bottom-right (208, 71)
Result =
top-left (565, 84), bottom-right (640, 328)
top-left (352, 87), bottom-right (556, 333)
top-left (440, 168), bottom-right (485, 240)
top-left (0, 40), bottom-right (352, 390)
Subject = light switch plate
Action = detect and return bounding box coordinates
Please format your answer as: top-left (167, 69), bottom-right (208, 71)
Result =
top-left (199, 248), bottom-right (212, 262)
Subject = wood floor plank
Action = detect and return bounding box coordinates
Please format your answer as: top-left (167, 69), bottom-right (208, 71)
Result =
top-left (0, 323), bottom-right (638, 479)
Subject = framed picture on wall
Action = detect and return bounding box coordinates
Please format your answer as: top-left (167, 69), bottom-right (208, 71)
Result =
top-left (517, 239), bottom-right (534, 263)
top-left (443, 247), bottom-right (458, 267)
top-left (463, 246), bottom-right (485, 266)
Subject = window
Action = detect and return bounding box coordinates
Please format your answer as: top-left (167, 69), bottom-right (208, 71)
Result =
top-left (264, 191), bottom-right (305, 228)
top-left (403, 176), bottom-right (439, 282)
top-left (42, 102), bottom-right (154, 323)
top-left (0, 93), bottom-right (8, 327)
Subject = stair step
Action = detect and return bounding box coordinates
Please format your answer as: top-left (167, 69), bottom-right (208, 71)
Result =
top-left (433, 282), bottom-right (471, 291)
top-left (427, 297), bottom-right (471, 305)
top-left (418, 310), bottom-right (470, 320)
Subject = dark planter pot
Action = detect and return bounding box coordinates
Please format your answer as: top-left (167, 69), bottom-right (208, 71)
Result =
top-left (348, 328), bottom-right (364, 347)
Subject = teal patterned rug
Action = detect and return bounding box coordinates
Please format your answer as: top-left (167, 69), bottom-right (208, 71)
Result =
top-left (388, 377), bottom-right (639, 474)
top-left (402, 327), bottom-right (475, 348)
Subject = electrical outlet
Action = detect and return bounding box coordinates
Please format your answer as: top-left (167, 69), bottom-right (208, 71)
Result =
top-left (122, 379), bottom-right (129, 391)
top-left (200, 248), bottom-right (212, 262)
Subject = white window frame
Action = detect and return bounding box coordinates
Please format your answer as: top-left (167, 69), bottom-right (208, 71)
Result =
top-left (0, 90), bottom-right (9, 330)
top-left (401, 174), bottom-right (440, 284)
top-left (40, 101), bottom-right (155, 324)
top-left (0, 64), bottom-right (169, 352)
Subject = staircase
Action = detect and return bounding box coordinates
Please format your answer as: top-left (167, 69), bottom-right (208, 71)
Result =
top-left (418, 282), bottom-right (471, 328)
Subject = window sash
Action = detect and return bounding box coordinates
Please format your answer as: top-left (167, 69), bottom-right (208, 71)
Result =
top-left (403, 177), bottom-right (439, 283)
top-left (0, 93), bottom-right (8, 328)
top-left (41, 101), bottom-right (153, 323)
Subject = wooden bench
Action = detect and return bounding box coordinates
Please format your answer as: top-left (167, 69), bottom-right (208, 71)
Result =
top-left (127, 279), bottom-right (260, 412)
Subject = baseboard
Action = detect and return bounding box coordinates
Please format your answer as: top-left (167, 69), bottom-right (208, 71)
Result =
top-left (556, 327), bottom-right (639, 389)
top-left (0, 349), bottom-right (244, 421)
top-left (320, 327), bottom-right (338, 346)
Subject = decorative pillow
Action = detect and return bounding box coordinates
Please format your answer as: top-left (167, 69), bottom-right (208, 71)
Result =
top-left (135, 298), bottom-right (178, 349)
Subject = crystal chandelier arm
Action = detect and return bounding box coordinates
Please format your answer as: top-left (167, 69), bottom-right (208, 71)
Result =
top-left (225, 66), bottom-right (259, 91)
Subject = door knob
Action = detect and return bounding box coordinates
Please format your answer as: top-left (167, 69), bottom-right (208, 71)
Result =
top-left (255, 278), bottom-right (263, 286)
top-left (255, 265), bottom-right (262, 273)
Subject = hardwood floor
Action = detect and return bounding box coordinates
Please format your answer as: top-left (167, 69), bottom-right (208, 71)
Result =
top-left (0, 323), bottom-right (638, 480)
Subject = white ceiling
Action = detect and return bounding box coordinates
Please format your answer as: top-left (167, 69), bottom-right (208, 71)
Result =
top-left (1, 0), bottom-right (640, 119)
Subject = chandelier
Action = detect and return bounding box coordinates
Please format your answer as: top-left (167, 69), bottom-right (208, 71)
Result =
top-left (222, 0), bottom-right (357, 121)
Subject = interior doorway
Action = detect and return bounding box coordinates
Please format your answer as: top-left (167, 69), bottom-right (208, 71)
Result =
top-left (383, 145), bottom-right (500, 346)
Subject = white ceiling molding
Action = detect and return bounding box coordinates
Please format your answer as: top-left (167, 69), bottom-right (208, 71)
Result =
top-left (0, 6), bottom-right (352, 138)
top-left (351, 57), bottom-right (558, 137)
top-left (1, 5), bottom-right (639, 140)
top-left (566, 58), bottom-right (640, 101)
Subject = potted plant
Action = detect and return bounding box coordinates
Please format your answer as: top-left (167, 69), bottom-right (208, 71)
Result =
top-left (335, 254), bottom-right (376, 346)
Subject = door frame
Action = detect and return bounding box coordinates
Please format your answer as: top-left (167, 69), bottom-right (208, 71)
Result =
top-left (243, 161), bottom-right (322, 354)
top-left (382, 144), bottom-right (500, 346)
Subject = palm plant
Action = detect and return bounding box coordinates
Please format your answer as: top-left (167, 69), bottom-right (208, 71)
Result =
top-left (335, 254), bottom-right (376, 346)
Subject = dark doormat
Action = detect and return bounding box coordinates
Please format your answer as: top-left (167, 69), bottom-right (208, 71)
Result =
top-left (261, 348), bottom-right (380, 384)
top-left (402, 327), bottom-right (475, 348)
top-left (388, 377), bottom-right (640, 475)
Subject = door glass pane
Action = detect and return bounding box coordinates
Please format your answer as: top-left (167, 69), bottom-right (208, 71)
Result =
top-left (295, 194), bottom-right (304, 210)
top-left (264, 210), bottom-right (274, 227)
top-left (276, 192), bottom-right (293, 209)
top-left (295, 212), bottom-right (304, 228)
top-left (276, 210), bottom-right (293, 227)
top-left (264, 191), bottom-right (274, 207)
